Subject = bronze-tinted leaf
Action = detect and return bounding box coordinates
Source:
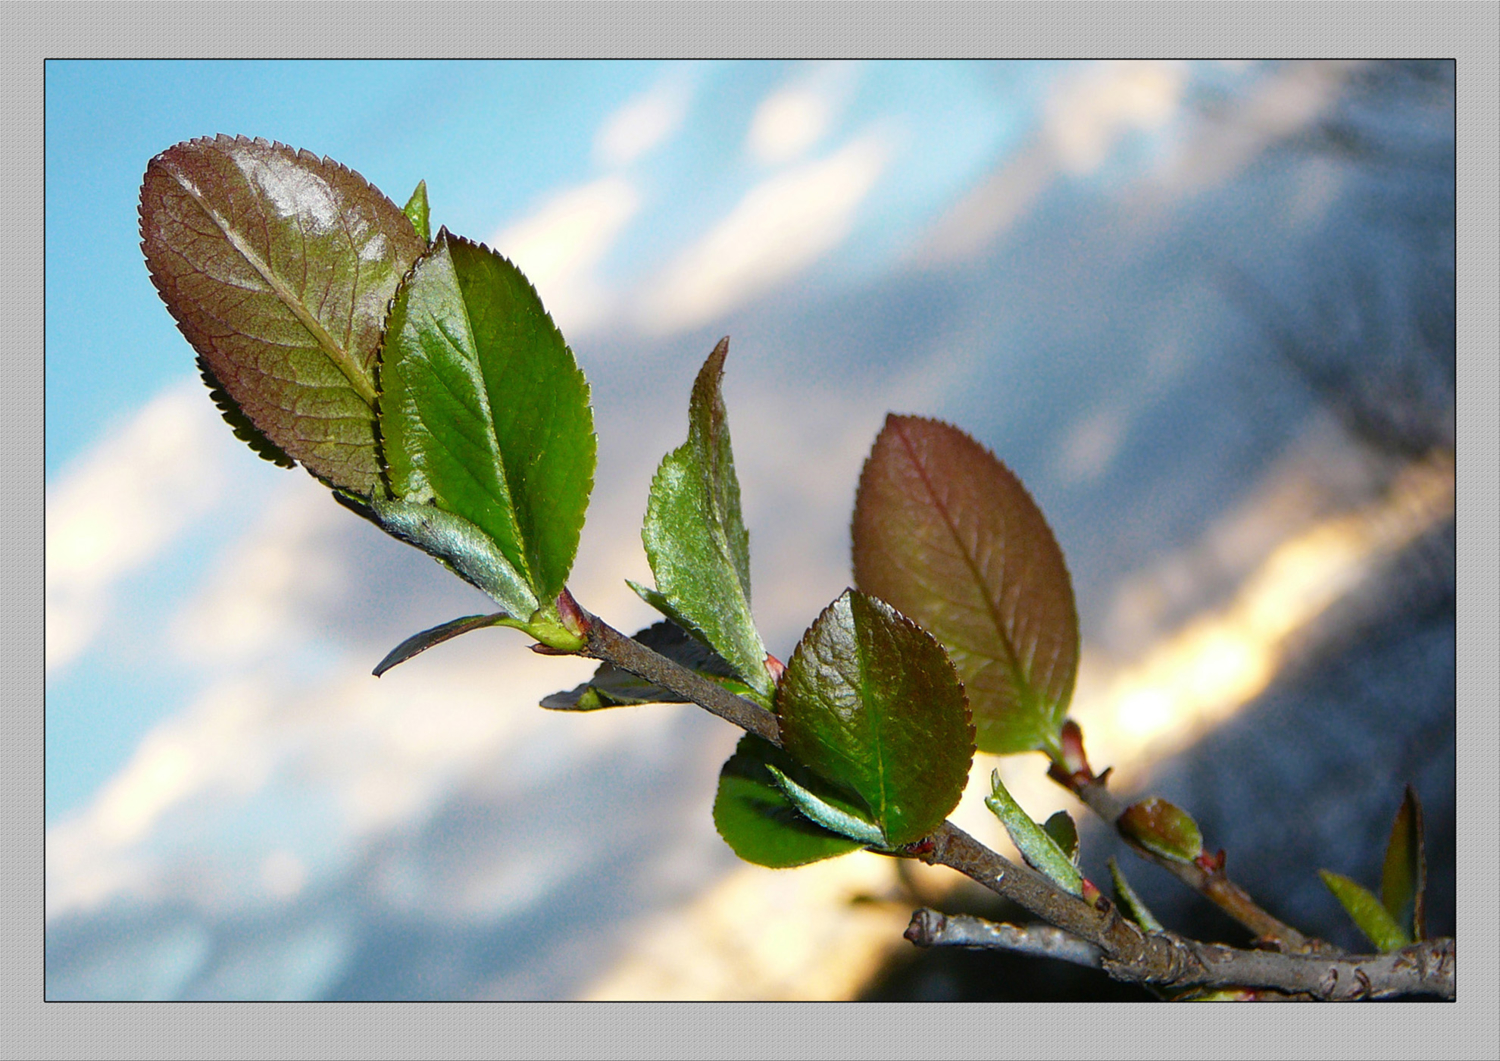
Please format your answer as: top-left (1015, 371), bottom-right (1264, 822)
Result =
top-left (852, 415), bottom-right (1078, 756)
top-left (140, 135), bottom-right (426, 494)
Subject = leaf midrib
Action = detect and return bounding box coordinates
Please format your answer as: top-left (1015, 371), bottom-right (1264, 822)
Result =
top-left (891, 421), bottom-right (1030, 703)
top-left (164, 159), bottom-right (379, 409)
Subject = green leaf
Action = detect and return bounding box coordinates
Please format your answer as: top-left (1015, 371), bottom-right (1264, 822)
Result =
top-left (367, 496), bottom-right (539, 620)
top-left (712, 734), bottom-right (866, 868)
top-left (1319, 870), bottom-right (1411, 953)
top-left (852, 415), bottom-right (1079, 756)
top-left (1381, 785), bottom-right (1426, 942)
top-left (402, 180), bottom-right (431, 243)
top-left (777, 590), bottom-right (974, 847)
top-left (379, 229), bottom-right (596, 603)
top-left (140, 135), bottom-right (426, 495)
top-left (1118, 798), bottom-right (1204, 864)
top-left (764, 765), bottom-right (887, 846)
top-left (541, 620), bottom-right (748, 711)
top-left (1043, 810), bottom-right (1081, 866)
top-left (640, 339), bottom-right (773, 701)
top-left (373, 612), bottom-right (516, 677)
top-left (984, 770), bottom-right (1084, 896)
top-left (1108, 857), bottom-right (1164, 933)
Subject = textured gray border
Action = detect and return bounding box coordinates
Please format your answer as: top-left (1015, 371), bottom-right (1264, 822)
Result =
top-left (13, 3), bottom-right (1497, 1058)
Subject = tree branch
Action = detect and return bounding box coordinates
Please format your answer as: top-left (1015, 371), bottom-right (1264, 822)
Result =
top-left (567, 599), bottom-right (1455, 999)
top-left (904, 909), bottom-right (1103, 969)
top-left (1050, 724), bottom-right (1332, 954)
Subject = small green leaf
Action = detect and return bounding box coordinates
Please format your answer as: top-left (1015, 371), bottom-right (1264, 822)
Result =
top-left (984, 770), bottom-right (1084, 896)
top-left (777, 590), bottom-right (975, 848)
top-left (373, 612), bottom-right (516, 677)
top-left (625, 580), bottom-right (718, 653)
top-left (1381, 785), bottom-right (1426, 942)
top-left (712, 734), bottom-right (866, 868)
top-left (367, 496), bottom-right (538, 619)
top-left (765, 765), bottom-right (888, 847)
top-left (1043, 810), bottom-right (1081, 866)
top-left (402, 180), bottom-right (431, 243)
top-left (1108, 857), bottom-right (1164, 933)
top-left (380, 229), bottom-right (596, 604)
top-left (852, 415), bottom-right (1079, 756)
top-left (640, 339), bottom-right (773, 701)
top-left (1118, 799), bottom-right (1204, 864)
top-left (541, 620), bottom-right (748, 711)
top-left (1320, 870), bottom-right (1411, 953)
top-left (140, 135), bottom-right (426, 494)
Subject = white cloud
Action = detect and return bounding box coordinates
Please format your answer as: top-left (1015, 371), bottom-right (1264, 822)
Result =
top-left (46, 381), bottom-right (230, 673)
top-left (745, 63), bottom-right (856, 167)
top-left (491, 175), bottom-right (640, 335)
top-left (594, 75), bottom-right (692, 168)
top-left (1044, 60), bottom-right (1187, 175)
top-left (639, 133), bottom-right (890, 335)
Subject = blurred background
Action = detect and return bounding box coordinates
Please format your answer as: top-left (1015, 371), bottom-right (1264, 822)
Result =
top-left (45, 59), bottom-right (1454, 1000)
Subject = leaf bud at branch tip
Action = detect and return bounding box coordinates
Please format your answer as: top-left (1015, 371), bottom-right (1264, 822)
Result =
top-left (764, 653), bottom-right (785, 684)
top-left (1058, 720), bottom-right (1092, 778)
top-left (556, 587), bottom-right (592, 639)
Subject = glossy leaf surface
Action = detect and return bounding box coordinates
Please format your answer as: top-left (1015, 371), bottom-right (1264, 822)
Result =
top-left (852, 415), bottom-right (1078, 755)
top-left (641, 340), bottom-right (772, 700)
top-left (541, 621), bottom-right (744, 711)
top-left (367, 497), bottom-right (538, 620)
top-left (140, 135), bottom-right (425, 494)
top-left (712, 734), bottom-right (865, 868)
top-left (985, 770), bottom-right (1084, 895)
top-left (1043, 810), bottom-right (1081, 866)
top-left (777, 590), bottom-right (974, 847)
top-left (1319, 870), bottom-right (1410, 953)
top-left (402, 180), bottom-right (431, 243)
top-left (1118, 798), bottom-right (1204, 864)
top-left (1380, 785), bottom-right (1426, 941)
top-left (380, 230), bottom-right (595, 603)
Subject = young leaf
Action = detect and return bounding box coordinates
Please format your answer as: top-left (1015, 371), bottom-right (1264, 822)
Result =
top-left (366, 496), bottom-right (539, 620)
top-left (1108, 857), bottom-right (1164, 933)
top-left (1380, 785), bottom-right (1426, 942)
top-left (140, 135), bottom-right (426, 495)
top-left (640, 339), bottom-right (773, 701)
top-left (373, 612), bottom-right (515, 677)
top-left (1043, 810), bottom-right (1081, 866)
top-left (402, 180), bottom-right (431, 243)
top-left (712, 734), bottom-right (865, 868)
top-left (379, 229), bottom-right (596, 604)
top-left (852, 415), bottom-right (1079, 756)
top-left (541, 621), bottom-right (747, 711)
top-left (1118, 798), bottom-right (1204, 864)
top-left (984, 770), bottom-right (1084, 896)
top-left (764, 765), bottom-right (888, 847)
top-left (1319, 870), bottom-right (1411, 953)
top-left (777, 590), bottom-right (974, 848)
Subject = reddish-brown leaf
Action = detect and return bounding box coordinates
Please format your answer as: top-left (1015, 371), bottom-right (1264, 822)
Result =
top-left (140, 135), bottom-right (426, 494)
top-left (852, 415), bottom-right (1078, 755)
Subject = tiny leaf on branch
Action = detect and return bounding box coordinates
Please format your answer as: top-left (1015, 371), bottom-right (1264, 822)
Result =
top-left (541, 620), bottom-right (749, 710)
top-left (712, 734), bottom-right (866, 868)
top-left (1380, 785), bottom-right (1427, 942)
top-left (1319, 870), bottom-right (1411, 953)
top-left (639, 339), bottom-right (774, 701)
top-left (402, 179), bottom-right (431, 243)
top-left (852, 415), bottom-right (1079, 757)
top-left (777, 590), bottom-right (974, 848)
top-left (372, 612), bottom-right (514, 677)
top-left (379, 228), bottom-right (596, 609)
top-left (985, 770), bottom-right (1085, 896)
top-left (1108, 857), bottom-right (1164, 933)
top-left (1043, 810), bottom-right (1081, 866)
top-left (140, 135), bottom-right (426, 495)
top-left (1117, 798), bottom-right (1205, 864)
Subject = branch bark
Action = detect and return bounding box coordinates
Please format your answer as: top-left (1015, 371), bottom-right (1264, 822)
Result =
top-left (571, 602), bottom-right (1455, 1000)
top-left (1051, 733), bottom-right (1332, 954)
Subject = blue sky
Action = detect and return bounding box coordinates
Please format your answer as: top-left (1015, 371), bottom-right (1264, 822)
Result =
top-left (45, 60), bottom-right (1455, 1000)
